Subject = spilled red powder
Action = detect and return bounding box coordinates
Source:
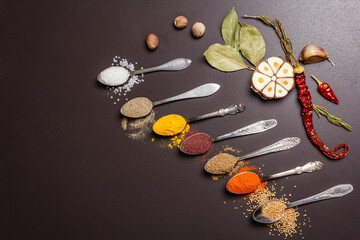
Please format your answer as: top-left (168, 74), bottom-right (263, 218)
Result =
top-left (238, 164), bottom-right (257, 173)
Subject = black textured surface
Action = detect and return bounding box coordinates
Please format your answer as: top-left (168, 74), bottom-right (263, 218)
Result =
top-left (1, 0), bottom-right (360, 239)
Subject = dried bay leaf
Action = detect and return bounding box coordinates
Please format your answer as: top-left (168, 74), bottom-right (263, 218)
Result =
top-left (240, 23), bottom-right (266, 66)
top-left (204, 43), bottom-right (248, 72)
top-left (234, 21), bottom-right (241, 51)
top-left (221, 7), bottom-right (238, 48)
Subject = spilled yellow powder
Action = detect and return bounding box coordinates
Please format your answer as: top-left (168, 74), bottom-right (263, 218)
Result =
top-left (168, 124), bottom-right (190, 149)
top-left (152, 124), bottom-right (190, 149)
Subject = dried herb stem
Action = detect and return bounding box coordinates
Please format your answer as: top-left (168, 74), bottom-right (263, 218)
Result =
top-left (243, 15), bottom-right (298, 66)
top-left (313, 104), bottom-right (352, 131)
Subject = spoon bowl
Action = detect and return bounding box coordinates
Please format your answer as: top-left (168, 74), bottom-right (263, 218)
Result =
top-left (253, 199), bottom-right (285, 224)
top-left (98, 58), bottom-right (192, 87)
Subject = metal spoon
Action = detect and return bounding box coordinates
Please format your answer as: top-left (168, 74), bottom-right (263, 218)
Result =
top-left (204, 137), bottom-right (301, 174)
top-left (98, 58), bottom-right (192, 86)
top-left (180, 119), bottom-right (277, 155)
top-left (225, 161), bottom-right (323, 194)
top-left (120, 83), bottom-right (220, 118)
top-left (253, 184), bottom-right (354, 224)
top-left (153, 103), bottom-right (246, 136)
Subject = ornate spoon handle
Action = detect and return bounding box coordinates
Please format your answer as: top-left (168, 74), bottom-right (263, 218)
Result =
top-left (132, 58), bottom-right (191, 75)
top-left (152, 83), bottom-right (220, 107)
top-left (187, 104), bottom-right (245, 122)
top-left (239, 137), bottom-right (300, 160)
top-left (212, 119), bottom-right (277, 142)
top-left (287, 184), bottom-right (353, 208)
top-left (262, 161), bottom-right (323, 181)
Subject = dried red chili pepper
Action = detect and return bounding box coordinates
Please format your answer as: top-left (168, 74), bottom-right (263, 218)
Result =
top-left (245, 14), bottom-right (349, 159)
top-left (311, 75), bottom-right (339, 104)
top-left (294, 66), bottom-right (348, 159)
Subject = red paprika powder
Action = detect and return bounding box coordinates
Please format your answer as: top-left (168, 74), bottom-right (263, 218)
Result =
top-left (227, 171), bottom-right (261, 194)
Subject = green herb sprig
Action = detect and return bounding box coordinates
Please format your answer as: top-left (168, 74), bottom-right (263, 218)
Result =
top-left (313, 104), bottom-right (352, 131)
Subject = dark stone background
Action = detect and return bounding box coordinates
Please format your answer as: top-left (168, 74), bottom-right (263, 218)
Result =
top-left (1, 0), bottom-right (359, 239)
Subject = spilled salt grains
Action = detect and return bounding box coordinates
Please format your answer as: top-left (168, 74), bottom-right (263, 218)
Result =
top-left (206, 153), bottom-right (239, 174)
top-left (121, 97), bottom-right (153, 118)
top-left (107, 57), bottom-right (145, 105)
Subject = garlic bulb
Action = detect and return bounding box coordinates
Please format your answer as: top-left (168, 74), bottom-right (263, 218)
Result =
top-left (251, 56), bottom-right (295, 100)
top-left (299, 44), bottom-right (334, 66)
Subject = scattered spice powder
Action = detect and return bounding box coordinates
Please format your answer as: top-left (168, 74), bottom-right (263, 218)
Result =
top-left (223, 145), bottom-right (241, 154)
top-left (180, 133), bottom-right (213, 155)
top-left (227, 172), bottom-right (261, 194)
top-left (206, 153), bottom-right (239, 174)
top-left (168, 124), bottom-right (190, 149)
top-left (121, 110), bottom-right (155, 140)
top-left (235, 183), bottom-right (310, 238)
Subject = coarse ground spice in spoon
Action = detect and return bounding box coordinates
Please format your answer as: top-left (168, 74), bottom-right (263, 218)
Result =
top-left (180, 133), bottom-right (213, 155)
top-left (206, 153), bottom-right (239, 174)
top-left (262, 200), bottom-right (287, 220)
top-left (226, 183), bottom-right (311, 238)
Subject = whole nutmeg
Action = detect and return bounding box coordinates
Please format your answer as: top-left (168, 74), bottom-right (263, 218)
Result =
top-left (146, 33), bottom-right (159, 50)
top-left (192, 22), bottom-right (205, 38)
top-left (174, 16), bottom-right (188, 29)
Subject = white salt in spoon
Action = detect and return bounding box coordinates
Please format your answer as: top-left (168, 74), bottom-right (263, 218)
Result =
top-left (97, 58), bottom-right (192, 86)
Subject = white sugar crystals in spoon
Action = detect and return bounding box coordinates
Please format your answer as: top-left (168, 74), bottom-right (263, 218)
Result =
top-left (106, 57), bottom-right (144, 105)
top-left (98, 66), bottom-right (130, 86)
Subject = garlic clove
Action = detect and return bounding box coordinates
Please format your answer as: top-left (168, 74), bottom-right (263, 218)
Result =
top-left (299, 44), bottom-right (334, 66)
top-left (276, 77), bottom-right (294, 91)
top-left (251, 72), bottom-right (272, 93)
top-left (276, 62), bottom-right (294, 78)
top-left (274, 84), bottom-right (288, 98)
top-left (261, 81), bottom-right (276, 99)
top-left (257, 61), bottom-right (273, 77)
top-left (267, 56), bottom-right (284, 74)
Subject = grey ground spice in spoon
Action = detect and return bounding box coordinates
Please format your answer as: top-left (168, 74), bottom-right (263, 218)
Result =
top-left (206, 153), bottom-right (239, 174)
top-left (121, 97), bottom-right (153, 118)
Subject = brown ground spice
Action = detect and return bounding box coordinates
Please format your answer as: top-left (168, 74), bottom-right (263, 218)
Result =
top-left (206, 153), bottom-right (239, 174)
top-left (121, 110), bottom-right (155, 140)
top-left (121, 97), bottom-right (153, 118)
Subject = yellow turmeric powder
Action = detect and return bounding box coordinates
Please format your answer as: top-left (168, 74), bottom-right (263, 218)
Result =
top-left (153, 114), bottom-right (187, 136)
